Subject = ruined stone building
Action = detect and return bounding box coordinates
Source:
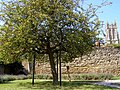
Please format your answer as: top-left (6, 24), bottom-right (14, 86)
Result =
top-left (105, 21), bottom-right (119, 44)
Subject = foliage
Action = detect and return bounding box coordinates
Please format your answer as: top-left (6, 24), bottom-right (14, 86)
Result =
top-left (0, 0), bottom-right (100, 62)
top-left (27, 74), bottom-right (53, 80)
top-left (0, 75), bottom-right (27, 83)
top-left (71, 73), bottom-right (113, 80)
top-left (27, 73), bottom-right (113, 80)
top-left (0, 0), bottom-right (100, 84)
top-left (0, 73), bottom-right (113, 83)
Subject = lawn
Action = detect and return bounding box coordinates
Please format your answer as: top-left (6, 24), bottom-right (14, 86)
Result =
top-left (0, 79), bottom-right (119, 90)
top-left (112, 76), bottom-right (120, 80)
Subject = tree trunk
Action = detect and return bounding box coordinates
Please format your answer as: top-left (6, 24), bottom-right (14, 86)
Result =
top-left (48, 50), bottom-right (58, 85)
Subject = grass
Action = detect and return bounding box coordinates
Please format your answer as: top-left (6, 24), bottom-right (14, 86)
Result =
top-left (110, 44), bottom-right (120, 48)
top-left (111, 76), bottom-right (120, 80)
top-left (0, 79), bottom-right (119, 90)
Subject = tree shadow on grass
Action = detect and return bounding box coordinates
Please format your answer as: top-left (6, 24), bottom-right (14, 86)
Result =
top-left (18, 80), bottom-right (119, 90)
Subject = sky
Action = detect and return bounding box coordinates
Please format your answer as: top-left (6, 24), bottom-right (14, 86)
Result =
top-left (0, 0), bottom-right (120, 38)
top-left (82, 0), bottom-right (120, 38)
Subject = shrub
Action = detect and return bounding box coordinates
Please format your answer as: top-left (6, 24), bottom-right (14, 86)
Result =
top-left (0, 75), bottom-right (27, 83)
top-left (26, 73), bottom-right (113, 80)
top-left (27, 74), bottom-right (53, 79)
top-left (62, 73), bottom-right (113, 80)
top-left (0, 73), bottom-right (113, 83)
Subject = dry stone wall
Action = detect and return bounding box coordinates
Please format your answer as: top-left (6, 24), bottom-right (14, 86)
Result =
top-left (69, 47), bottom-right (120, 75)
top-left (23, 47), bottom-right (120, 76)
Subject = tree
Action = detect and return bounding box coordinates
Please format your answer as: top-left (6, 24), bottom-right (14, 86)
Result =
top-left (0, 0), bottom-right (100, 85)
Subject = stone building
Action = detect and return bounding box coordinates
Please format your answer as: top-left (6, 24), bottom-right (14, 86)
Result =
top-left (105, 21), bottom-right (119, 44)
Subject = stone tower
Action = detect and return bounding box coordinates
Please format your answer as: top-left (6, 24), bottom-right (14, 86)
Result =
top-left (105, 21), bottom-right (119, 44)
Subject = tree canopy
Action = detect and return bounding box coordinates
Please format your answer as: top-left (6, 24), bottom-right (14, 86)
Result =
top-left (0, 0), bottom-right (100, 84)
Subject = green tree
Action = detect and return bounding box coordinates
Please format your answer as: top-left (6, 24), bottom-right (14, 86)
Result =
top-left (0, 0), bottom-right (100, 84)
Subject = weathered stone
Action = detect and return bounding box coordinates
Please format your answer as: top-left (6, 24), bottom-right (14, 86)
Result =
top-left (22, 47), bottom-right (120, 76)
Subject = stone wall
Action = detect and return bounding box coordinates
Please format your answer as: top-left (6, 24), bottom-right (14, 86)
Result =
top-left (68, 47), bottom-right (120, 76)
top-left (23, 47), bottom-right (120, 76)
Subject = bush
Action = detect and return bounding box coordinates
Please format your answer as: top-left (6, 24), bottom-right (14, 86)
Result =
top-left (0, 73), bottom-right (113, 83)
top-left (0, 75), bottom-right (27, 83)
top-left (27, 74), bottom-right (53, 79)
top-left (26, 73), bottom-right (113, 80)
top-left (62, 73), bottom-right (113, 80)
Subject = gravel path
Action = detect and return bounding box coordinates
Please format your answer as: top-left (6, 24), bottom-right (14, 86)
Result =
top-left (94, 80), bottom-right (120, 89)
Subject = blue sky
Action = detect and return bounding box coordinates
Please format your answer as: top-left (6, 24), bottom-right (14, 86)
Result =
top-left (82, 0), bottom-right (120, 37)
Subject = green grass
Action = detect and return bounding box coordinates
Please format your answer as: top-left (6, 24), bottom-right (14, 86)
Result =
top-left (0, 79), bottom-right (119, 90)
top-left (111, 76), bottom-right (120, 80)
